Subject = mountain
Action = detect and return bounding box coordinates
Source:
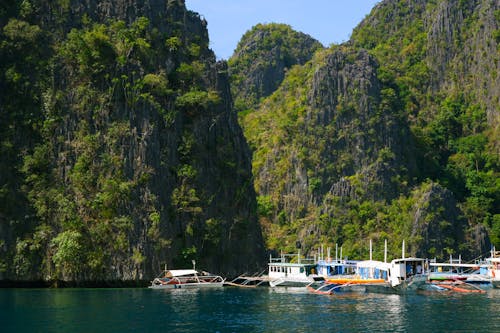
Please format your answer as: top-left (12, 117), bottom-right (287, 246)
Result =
top-left (1, 0), bottom-right (498, 283)
top-left (0, 0), bottom-right (265, 282)
top-left (238, 0), bottom-right (499, 260)
top-left (228, 23), bottom-right (323, 112)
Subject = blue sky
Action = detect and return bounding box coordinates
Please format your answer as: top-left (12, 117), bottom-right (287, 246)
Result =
top-left (186, 0), bottom-right (380, 59)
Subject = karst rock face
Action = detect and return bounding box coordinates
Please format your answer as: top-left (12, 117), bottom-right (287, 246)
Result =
top-left (236, 0), bottom-right (497, 258)
top-left (0, 0), bottom-right (265, 282)
top-left (228, 23), bottom-right (324, 111)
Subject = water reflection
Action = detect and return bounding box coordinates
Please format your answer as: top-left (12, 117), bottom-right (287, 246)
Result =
top-left (1, 287), bottom-right (499, 332)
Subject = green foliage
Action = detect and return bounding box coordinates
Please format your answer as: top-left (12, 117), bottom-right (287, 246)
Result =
top-left (240, 0), bottom-right (499, 258)
top-left (165, 36), bottom-right (181, 52)
top-left (204, 218), bottom-right (222, 245)
top-left (229, 23), bottom-right (323, 111)
top-left (257, 195), bottom-right (275, 218)
top-left (175, 89), bottom-right (220, 111)
top-left (52, 230), bottom-right (86, 278)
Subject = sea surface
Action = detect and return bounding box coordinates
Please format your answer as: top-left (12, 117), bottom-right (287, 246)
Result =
top-left (1, 287), bottom-right (499, 332)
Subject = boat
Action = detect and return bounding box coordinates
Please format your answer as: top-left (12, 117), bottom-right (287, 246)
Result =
top-left (149, 266), bottom-right (225, 289)
top-left (312, 241), bottom-right (399, 294)
top-left (268, 251), bottom-right (324, 287)
top-left (312, 260), bottom-right (389, 294)
top-left (486, 247), bottom-right (500, 288)
top-left (385, 257), bottom-right (429, 291)
top-left (352, 241), bottom-right (429, 293)
top-left (428, 255), bottom-right (492, 290)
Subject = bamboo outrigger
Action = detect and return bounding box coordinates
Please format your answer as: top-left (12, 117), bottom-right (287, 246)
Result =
top-left (224, 270), bottom-right (271, 288)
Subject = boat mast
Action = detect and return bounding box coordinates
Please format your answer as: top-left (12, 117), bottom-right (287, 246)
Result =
top-left (402, 240), bottom-right (405, 259)
top-left (370, 239), bottom-right (373, 261)
top-left (384, 239), bottom-right (387, 263)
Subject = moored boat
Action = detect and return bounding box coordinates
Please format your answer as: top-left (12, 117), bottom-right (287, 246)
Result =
top-left (268, 252), bottom-right (324, 287)
top-left (385, 257), bottom-right (429, 292)
top-left (316, 260), bottom-right (388, 294)
top-left (428, 257), bottom-right (492, 290)
top-left (486, 248), bottom-right (500, 288)
top-left (149, 268), bottom-right (225, 289)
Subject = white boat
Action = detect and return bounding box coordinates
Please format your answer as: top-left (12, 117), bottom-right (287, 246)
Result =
top-left (318, 242), bottom-right (387, 293)
top-left (386, 257), bottom-right (429, 291)
top-left (356, 241), bottom-right (429, 293)
top-left (149, 269), bottom-right (225, 289)
top-left (428, 255), bottom-right (492, 290)
top-left (268, 252), bottom-right (324, 287)
top-left (486, 248), bottom-right (500, 288)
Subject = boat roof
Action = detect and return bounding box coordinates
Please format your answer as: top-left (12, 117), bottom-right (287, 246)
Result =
top-left (391, 257), bottom-right (426, 263)
top-left (429, 262), bottom-right (483, 268)
top-left (317, 259), bottom-right (359, 266)
top-left (268, 262), bottom-right (316, 267)
top-left (165, 269), bottom-right (198, 277)
top-left (357, 260), bottom-right (391, 269)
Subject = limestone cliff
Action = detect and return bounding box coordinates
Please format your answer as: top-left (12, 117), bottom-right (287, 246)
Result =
top-left (228, 23), bottom-right (323, 111)
top-left (0, 0), bottom-right (265, 282)
top-left (239, 0), bottom-right (498, 259)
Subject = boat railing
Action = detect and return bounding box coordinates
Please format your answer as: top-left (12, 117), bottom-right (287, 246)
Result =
top-left (269, 253), bottom-right (316, 264)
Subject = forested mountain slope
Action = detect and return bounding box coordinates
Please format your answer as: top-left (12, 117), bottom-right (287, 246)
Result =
top-left (237, 0), bottom-right (499, 260)
top-left (228, 23), bottom-right (323, 112)
top-left (0, 0), bottom-right (264, 282)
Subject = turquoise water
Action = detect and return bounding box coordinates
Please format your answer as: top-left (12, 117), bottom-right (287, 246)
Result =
top-left (1, 287), bottom-right (499, 332)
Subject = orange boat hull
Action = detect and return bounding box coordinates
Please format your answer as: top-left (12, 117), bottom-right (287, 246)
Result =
top-left (326, 278), bottom-right (385, 285)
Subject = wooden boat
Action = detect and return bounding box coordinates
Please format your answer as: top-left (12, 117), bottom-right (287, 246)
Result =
top-left (428, 256), bottom-right (492, 289)
top-left (313, 241), bottom-right (429, 294)
top-left (486, 248), bottom-right (500, 288)
top-left (268, 251), bottom-right (324, 287)
top-left (384, 257), bottom-right (429, 291)
top-left (323, 260), bottom-right (389, 292)
top-left (149, 269), bottom-right (225, 289)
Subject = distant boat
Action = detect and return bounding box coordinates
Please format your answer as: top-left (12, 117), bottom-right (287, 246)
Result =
top-left (428, 255), bottom-right (492, 290)
top-left (486, 248), bottom-right (500, 288)
top-left (385, 257), bottom-right (429, 292)
top-left (309, 260), bottom-right (387, 294)
top-left (268, 252), bottom-right (324, 287)
top-left (311, 241), bottom-right (429, 294)
top-left (149, 268), bottom-right (224, 289)
top-left (332, 258), bottom-right (428, 293)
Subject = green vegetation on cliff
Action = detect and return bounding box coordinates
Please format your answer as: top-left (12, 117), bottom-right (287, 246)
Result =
top-left (0, 0), bottom-right (264, 282)
top-left (228, 23), bottom-right (323, 112)
top-left (238, 0), bottom-right (499, 260)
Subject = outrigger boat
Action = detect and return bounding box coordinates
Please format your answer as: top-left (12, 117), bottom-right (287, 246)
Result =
top-left (310, 241), bottom-right (428, 295)
top-left (428, 255), bottom-right (492, 291)
top-left (486, 247), bottom-right (500, 288)
top-left (310, 260), bottom-right (388, 295)
top-left (384, 257), bottom-right (429, 292)
top-left (268, 251), bottom-right (324, 287)
top-left (319, 242), bottom-right (388, 293)
top-left (149, 263), bottom-right (224, 289)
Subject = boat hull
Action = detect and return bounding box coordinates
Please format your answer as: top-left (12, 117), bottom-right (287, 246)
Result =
top-left (363, 276), bottom-right (429, 294)
top-left (149, 282), bottom-right (224, 289)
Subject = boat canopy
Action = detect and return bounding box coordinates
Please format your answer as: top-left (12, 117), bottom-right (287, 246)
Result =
top-left (429, 262), bottom-right (481, 268)
top-left (164, 269), bottom-right (198, 277)
top-left (357, 260), bottom-right (390, 270)
top-left (391, 257), bottom-right (426, 264)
